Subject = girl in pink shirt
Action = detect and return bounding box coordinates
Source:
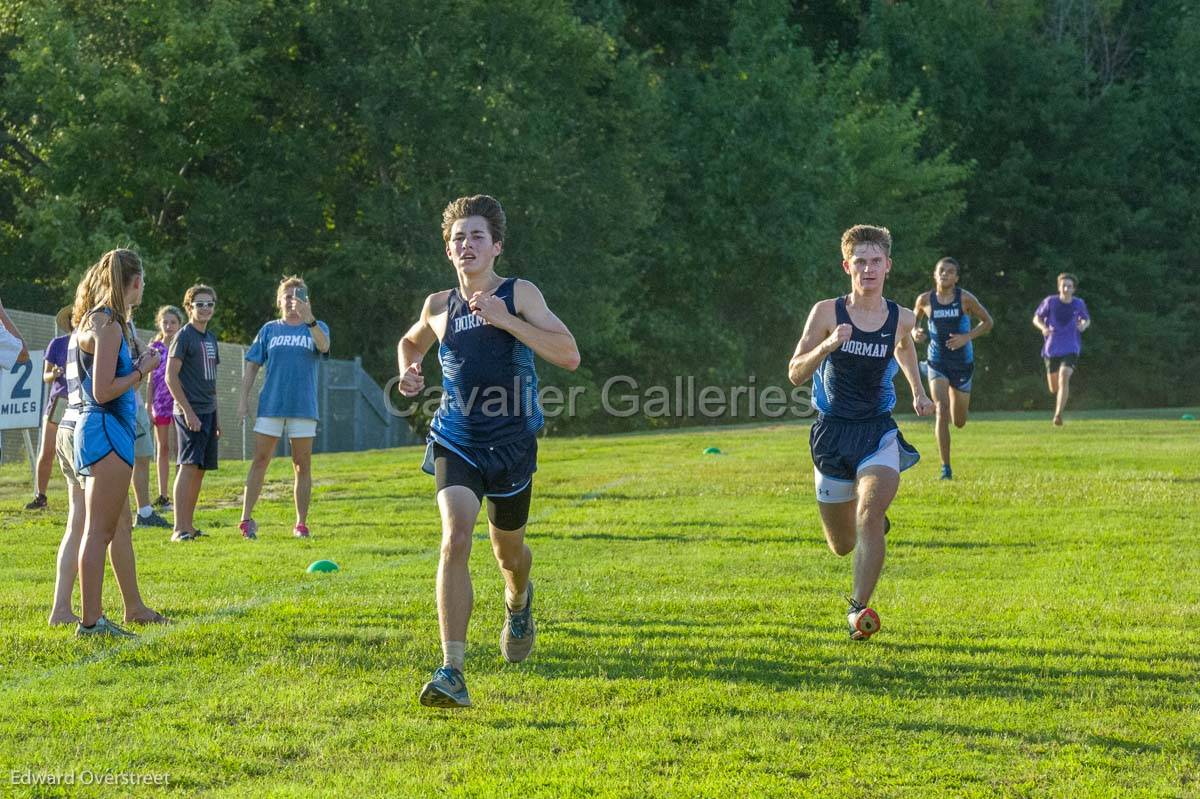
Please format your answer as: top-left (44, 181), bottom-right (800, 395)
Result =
top-left (149, 306), bottom-right (184, 507)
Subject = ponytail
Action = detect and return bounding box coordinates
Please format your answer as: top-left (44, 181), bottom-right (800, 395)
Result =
top-left (71, 249), bottom-right (143, 338)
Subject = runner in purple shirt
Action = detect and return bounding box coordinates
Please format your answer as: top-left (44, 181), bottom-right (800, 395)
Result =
top-left (1033, 272), bottom-right (1091, 426)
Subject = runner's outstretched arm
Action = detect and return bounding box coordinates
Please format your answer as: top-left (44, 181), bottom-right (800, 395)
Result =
top-left (788, 301), bottom-right (839, 386)
top-left (911, 292), bottom-right (930, 344)
top-left (397, 294), bottom-right (441, 397)
top-left (894, 309), bottom-right (934, 416)
top-left (962, 291), bottom-right (994, 340)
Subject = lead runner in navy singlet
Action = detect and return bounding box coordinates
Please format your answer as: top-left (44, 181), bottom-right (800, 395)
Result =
top-left (788, 225), bottom-right (934, 641)
top-left (398, 195), bottom-right (580, 708)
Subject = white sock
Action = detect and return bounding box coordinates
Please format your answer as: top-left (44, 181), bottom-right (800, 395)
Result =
top-left (442, 641), bottom-right (465, 671)
top-left (506, 585), bottom-right (528, 612)
top-left (138, 505), bottom-right (153, 518)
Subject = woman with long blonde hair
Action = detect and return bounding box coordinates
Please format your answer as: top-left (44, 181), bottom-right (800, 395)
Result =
top-left (70, 248), bottom-right (168, 637)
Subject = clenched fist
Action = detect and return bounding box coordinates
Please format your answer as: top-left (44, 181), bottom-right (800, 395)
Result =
top-left (825, 324), bottom-right (853, 354)
top-left (399, 363), bottom-right (424, 397)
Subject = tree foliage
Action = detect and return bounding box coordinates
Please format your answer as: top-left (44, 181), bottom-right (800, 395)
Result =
top-left (1, 0), bottom-right (1193, 431)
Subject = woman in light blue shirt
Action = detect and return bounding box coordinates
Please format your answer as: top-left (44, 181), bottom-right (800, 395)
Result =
top-left (236, 276), bottom-right (330, 540)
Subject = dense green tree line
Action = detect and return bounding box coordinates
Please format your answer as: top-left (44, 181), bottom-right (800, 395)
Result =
top-left (1, 0), bottom-right (1194, 432)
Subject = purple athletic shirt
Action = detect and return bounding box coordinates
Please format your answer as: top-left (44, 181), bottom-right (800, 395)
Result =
top-left (45, 334), bottom-right (69, 401)
top-left (148, 339), bottom-right (173, 418)
top-left (1036, 295), bottom-right (1090, 358)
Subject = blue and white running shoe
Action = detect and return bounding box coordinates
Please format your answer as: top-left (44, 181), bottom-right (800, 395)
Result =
top-left (500, 581), bottom-right (536, 663)
top-left (419, 666), bottom-right (472, 708)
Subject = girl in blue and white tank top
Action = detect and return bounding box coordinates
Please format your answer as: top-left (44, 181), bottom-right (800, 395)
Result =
top-left (71, 249), bottom-right (167, 636)
top-left (71, 309), bottom-right (139, 474)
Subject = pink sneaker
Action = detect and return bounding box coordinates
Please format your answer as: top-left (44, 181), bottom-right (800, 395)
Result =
top-left (293, 523), bottom-right (310, 539)
top-left (239, 519), bottom-right (258, 540)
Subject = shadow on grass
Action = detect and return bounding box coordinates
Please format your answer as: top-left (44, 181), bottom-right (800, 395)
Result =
top-left (315, 490), bottom-right (432, 503)
top-left (891, 539), bottom-right (1039, 550)
top-left (480, 718), bottom-right (580, 732)
top-left (487, 617), bottom-right (1200, 708)
top-left (348, 545), bottom-right (428, 558)
top-left (885, 638), bottom-right (1200, 671)
top-left (291, 631), bottom-right (392, 646)
top-left (543, 527), bottom-right (1041, 549)
top-left (896, 720), bottom-right (1199, 757)
top-left (537, 491), bottom-right (680, 502)
top-left (555, 531), bottom-right (690, 543)
top-left (655, 520), bottom-right (727, 529)
top-left (536, 526), bottom-right (805, 546)
top-left (551, 618), bottom-right (818, 641)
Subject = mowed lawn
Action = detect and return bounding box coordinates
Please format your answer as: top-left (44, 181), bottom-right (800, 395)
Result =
top-left (1, 410), bottom-right (1197, 798)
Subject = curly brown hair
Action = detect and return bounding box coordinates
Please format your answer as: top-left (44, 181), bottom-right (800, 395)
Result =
top-left (441, 195), bottom-right (507, 245)
top-left (840, 225), bottom-right (892, 261)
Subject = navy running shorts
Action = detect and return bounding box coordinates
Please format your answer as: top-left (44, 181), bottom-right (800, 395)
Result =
top-left (422, 435), bottom-right (538, 530)
top-left (927, 360), bottom-right (974, 393)
top-left (809, 413), bottom-right (920, 482)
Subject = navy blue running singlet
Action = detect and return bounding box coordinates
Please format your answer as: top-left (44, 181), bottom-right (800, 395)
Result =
top-left (812, 297), bottom-right (900, 419)
top-left (430, 277), bottom-right (543, 448)
top-left (927, 287), bottom-right (972, 368)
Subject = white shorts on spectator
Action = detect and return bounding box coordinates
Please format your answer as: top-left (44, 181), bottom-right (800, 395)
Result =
top-left (253, 416), bottom-right (317, 440)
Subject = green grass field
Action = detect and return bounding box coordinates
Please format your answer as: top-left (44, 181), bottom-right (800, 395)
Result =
top-left (1, 410), bottom-right (1198, 798)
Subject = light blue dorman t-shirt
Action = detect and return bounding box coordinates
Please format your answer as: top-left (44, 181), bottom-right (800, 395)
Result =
top-left (245, 320), bottom-right (330, 419)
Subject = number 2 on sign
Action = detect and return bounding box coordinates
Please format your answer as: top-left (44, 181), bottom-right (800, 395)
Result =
top-left (10, 361), bottom-right (32, 399)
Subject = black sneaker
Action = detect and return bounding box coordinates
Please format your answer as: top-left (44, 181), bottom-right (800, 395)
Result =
top-left (135, 511), bottom-right (172, 529)
top-left (25, 493), bottom-right (48, 510)
top-left (152, 495), bottom-right (173, 511)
